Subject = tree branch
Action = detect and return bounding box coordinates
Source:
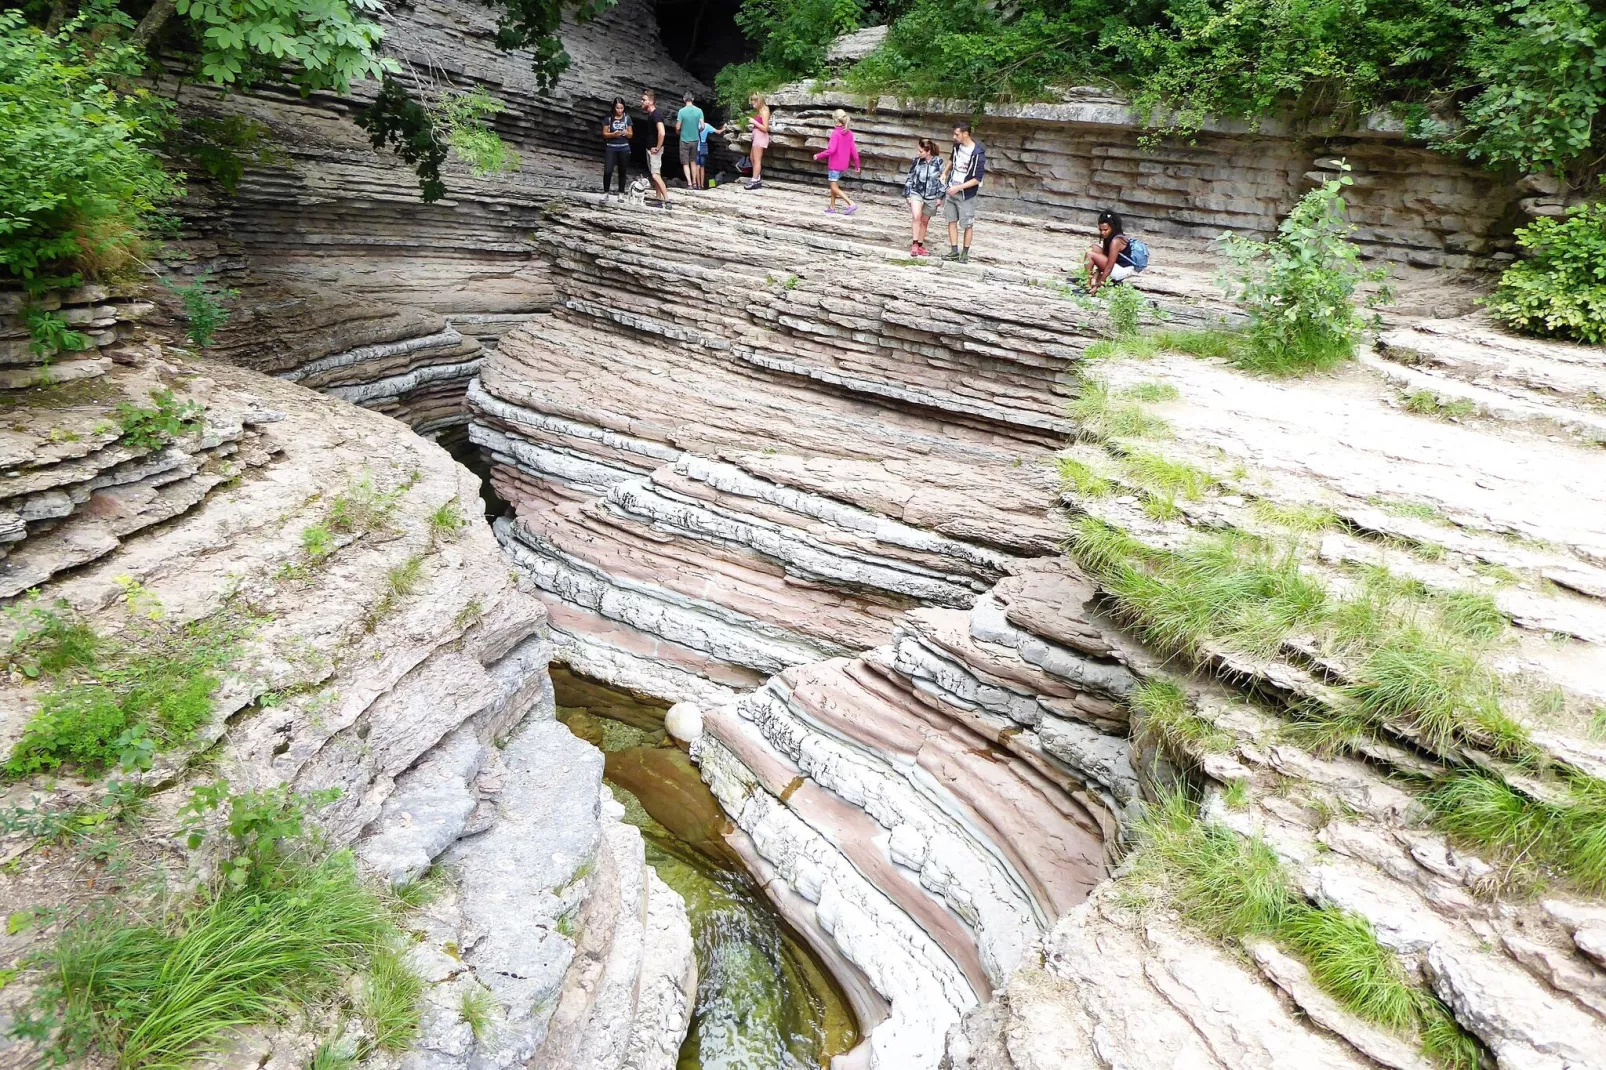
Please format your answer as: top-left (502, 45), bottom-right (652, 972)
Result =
top-left (132, 0), bottom-right (177, 48)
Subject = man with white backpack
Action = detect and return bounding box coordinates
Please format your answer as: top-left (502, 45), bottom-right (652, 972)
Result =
top-left (1084, 208), bottom-right (1150, 293)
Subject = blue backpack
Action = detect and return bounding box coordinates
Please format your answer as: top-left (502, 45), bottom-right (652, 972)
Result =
top-left (1123, 238), bottom-right (1150, 272)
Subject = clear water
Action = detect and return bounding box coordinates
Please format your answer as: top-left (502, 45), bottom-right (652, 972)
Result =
top-left (556, 683), bottom-right (859, 1070)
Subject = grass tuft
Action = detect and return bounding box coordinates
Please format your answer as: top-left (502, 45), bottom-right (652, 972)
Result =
top-left (387, 555), bottom-right (426, 598)
top-left (1131, 677), bottom-right (1231, 759)
top-left (427, 501), bottom-right (468, 540)
top-left (1120, 380), bottom-right (1180, 403)
top-left (1132, 794), bottom-right (1482, 1066)
top-left (1068, 379), bottom-right (1170, 439)
top-left (25, 852), bottom-right (398, 1069)
top-left (1423, 773), bottom-right (1606, 894)
top-left (1120, 450), bottom-right (1215, 501)
top-left (360, 944), bottom-right (422, 1052)
top-left (458, 984), bottom-right (496, 1040)
top-left (1057, 456), bottom-right (1114, 497)
top-left (1250, 499), bottom-right (1338, 533)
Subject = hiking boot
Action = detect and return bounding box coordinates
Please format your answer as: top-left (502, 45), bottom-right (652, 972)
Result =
top-left (942, 250), bottom-right (961, 261)
top-left (958, 249), bottom-right (970, 263)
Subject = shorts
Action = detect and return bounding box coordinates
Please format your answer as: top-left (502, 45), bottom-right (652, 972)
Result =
top-left (910, 195), bottom-right (943, 217)
top-left (1109, 263), bottom-right (1135, 282)
top-left (943, 195), bottom-right (978, 229)
top-left (751, 129), bottom-right (771, 149)
top-left (696, 151), bottom-right (708, 167)
top-left (828, 169), bottom-right (844, 182)
top-left (680, 141), bottom-right (697, 168)
top-left (647, 147), bottom-right (663, 177)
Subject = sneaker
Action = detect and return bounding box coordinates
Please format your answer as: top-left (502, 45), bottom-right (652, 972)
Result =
top-left (840, 204), bottom-right (858, 215)
top-left (942, 250), bottom-right (961, 261)
top-left (824, 207), bottom-right (837, 214)
top-left (914, 243), bottom-right (929, 257)
top-left (745, 180), bottom-right (763, 190)
top-left (959, 249), bottom-right (970, 263)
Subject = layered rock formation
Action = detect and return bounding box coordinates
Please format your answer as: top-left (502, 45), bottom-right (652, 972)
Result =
top-left (753, 84), bottom-right (1522, 269)
top-left (171, 0), bottom-right (708, 435)
top-left (466, 174), bottom-right (1606, 1069)
top-left (0, 295), bottom-right (692, 1069)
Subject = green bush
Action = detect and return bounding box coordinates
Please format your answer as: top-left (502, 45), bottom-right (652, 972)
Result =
top-left (740, 0), bottom-right (1606, 185)
top-left (1484, 202), bottom-right (1606, 344)
top-left (166, 274), bottom-right (239, 349)
top-left (0, 10), bottom-right (177, 288)
top-left (1217, 167), bottom-right (1391, 375)
top-left (715, 0), bottom-right (862, 110)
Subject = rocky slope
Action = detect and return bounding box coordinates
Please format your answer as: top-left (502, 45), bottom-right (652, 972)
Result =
top-left (466, 176), bottom-right (1606, 1069)
top-left (0, 292), bottom-right (692, 1069)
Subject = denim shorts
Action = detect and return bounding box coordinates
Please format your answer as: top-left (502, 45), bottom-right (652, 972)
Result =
top-left (828, 169), bottom-right (844, 181)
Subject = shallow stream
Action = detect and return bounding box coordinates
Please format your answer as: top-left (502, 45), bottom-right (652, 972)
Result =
top-left (554, 669), bottom-right (859, 1070)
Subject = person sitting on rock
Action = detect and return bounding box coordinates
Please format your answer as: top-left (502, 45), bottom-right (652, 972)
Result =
top-left (903, 138), bottom-right (946, 256)
top-left (601, 97), bottom-right (632, 198)
top-left (1085, 209), bottom-right (1135, 293)
top-left (942, 121), bottom-right (986, 261)
top-left (640, 89), bottom-right (671, 210)
top-left (813, 109), bottom-right (861, 215)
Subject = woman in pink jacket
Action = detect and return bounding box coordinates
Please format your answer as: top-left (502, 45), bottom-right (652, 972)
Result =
top-left (813, 109), bottom-right (861, 215)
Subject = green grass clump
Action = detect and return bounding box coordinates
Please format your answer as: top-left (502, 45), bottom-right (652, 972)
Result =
top-left (1133, 794), bottom-right (1481, 1066)
top-left (5, 596), bottom-right (99, 678)
top-left (5, 605), bottom-right (251, 777)
top-left (1423, 773), bottom-right (1606, 894)
top-left (427, 501), bottom-right (467, 540)
top-left (1152, 328), bottom-right (1247, 360)
top-left (458, 984), bottom-right (496, 1039)
top-left (1403, 390), bottom-right (1477, 420)
top-left (1120, 450), bottom-right (1215, 501)
top-left (1345, 631), bottom-right (1526, 755)
top-left (387, 555), bottom-right (425, 598)
top-left (360, 944), bottom-right (422, 1052)
top-left (329, 476), bottom-right (402, 534)
top-left (1120, 380), bottom-right (1180, 403)
top-left (1068, 379), bottom-right (1170, 439)
top-left (27, 852), bottom-right (398, 1069)
top-left (1057, 456), bottom-right (1114, 497)
top-left (1250, 499), bottom-right (1338, 534)
top-left (1130, 677), bottom-right (1231, 759)
top-left (1083, 528), bottom-right (1326, 658)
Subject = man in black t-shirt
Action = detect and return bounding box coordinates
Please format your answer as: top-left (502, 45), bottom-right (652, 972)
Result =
top-left (640, 89), bottom-right (671, 209)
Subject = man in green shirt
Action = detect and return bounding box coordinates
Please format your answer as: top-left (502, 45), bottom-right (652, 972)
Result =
top-left (675, 91), bottom-right (705, 189)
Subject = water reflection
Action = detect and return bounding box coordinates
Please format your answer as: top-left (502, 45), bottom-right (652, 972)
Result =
top-left (555, 674), bottom-right (858, 1070)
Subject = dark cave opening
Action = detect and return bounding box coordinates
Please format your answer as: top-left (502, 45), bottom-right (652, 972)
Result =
top-left (654, 0), bottom-right (750, 95)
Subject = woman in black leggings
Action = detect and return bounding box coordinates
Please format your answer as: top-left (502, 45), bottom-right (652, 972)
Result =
top-left (602, 97), bottom-right (632, 195)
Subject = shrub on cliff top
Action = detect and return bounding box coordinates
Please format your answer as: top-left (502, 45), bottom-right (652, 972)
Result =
top-left (0, 11), bottom-right (176, 289)
top-left (1484, 202), bottom-right (1606, 344)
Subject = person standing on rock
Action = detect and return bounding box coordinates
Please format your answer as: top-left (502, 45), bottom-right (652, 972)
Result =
top-left (903, 138), bottom-right (946, 255)
top-left (641, 89), bottom-right (671, 209)
top-left (601, 97), bottom-right (633, 198)
top-left (745, 92), bottom-right (771, 190)
top-left (813, 109), bottom-right (861, 215)
top-left (942, 121), bottom-right (986, 261)
top-left (675, 91), bottom-right (705, 190)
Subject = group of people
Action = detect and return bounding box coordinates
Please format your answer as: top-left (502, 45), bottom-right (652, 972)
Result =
top-left (599, 91), bottom-right (1144, 288)
top-left (600, 88), bottom-right (770, 211)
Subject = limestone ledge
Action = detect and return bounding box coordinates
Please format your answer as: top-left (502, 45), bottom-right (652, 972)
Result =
top-left (758, 83), bottom-right (1520, 269)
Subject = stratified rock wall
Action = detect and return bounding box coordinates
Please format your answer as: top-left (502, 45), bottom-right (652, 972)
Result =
top-left (174, 0), bottom-right (706, 432)
top-left (755, 85), bottom-right (1520, 269)
top-left (0, 294), bottom-right (693, 1069)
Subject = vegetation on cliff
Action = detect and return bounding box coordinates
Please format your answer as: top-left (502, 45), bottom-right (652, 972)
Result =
top-left (0, 0), bottom-right (601, 297)
top-left (718, 0), bottom-right (1606, 187)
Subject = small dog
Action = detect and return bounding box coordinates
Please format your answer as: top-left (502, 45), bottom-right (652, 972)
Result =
top-left (625, 177), bottom-right (650, 209)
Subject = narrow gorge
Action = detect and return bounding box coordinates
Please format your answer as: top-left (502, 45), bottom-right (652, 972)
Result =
top-left (3, 2), bottom-right (1606, 1070)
